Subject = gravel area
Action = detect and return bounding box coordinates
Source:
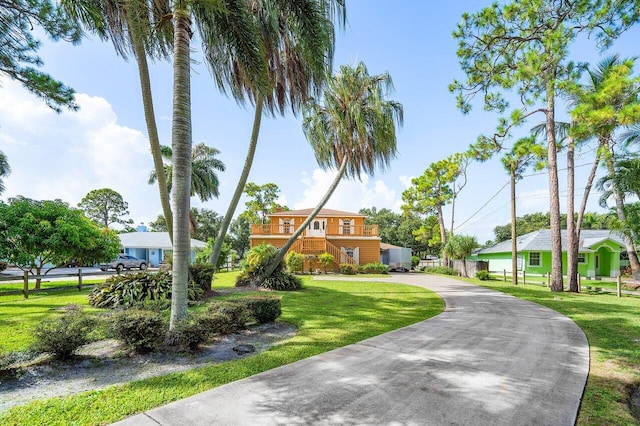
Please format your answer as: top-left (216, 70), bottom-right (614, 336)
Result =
top-left (0, 322), bottom-right (297, 413)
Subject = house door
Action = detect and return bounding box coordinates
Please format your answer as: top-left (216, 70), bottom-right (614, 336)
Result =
top-left (306, 219), bottom-right (326, 237)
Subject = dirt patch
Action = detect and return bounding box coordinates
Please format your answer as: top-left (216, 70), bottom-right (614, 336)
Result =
top-left (630, 384), bottom-right (640, 422)
top-left (0, 322), bottom-right (297, 413)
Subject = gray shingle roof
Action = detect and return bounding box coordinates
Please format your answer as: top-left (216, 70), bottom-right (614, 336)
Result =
top-left (118, 232), bottom-right (206, 250)
top-left (476, 229), bottom-right (625, 254)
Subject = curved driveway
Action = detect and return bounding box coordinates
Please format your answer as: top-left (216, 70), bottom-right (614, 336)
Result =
top-left (116, 274), bottom-right (589, 426)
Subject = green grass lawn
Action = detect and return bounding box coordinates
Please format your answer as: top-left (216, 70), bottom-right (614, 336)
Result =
top-left (459, 275), bottom-right (640, 426)
top-left (0, 273), bottom-right (442, 425)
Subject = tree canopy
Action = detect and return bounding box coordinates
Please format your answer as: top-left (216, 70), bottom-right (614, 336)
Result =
top-left (78, 188), bottom-right (133, 229)
top-left (1, 0), bottom-right (81, 112)
top-left (0, 197), bottom-right (121, 287)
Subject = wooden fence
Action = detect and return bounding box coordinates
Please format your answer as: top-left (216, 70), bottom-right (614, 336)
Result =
top-left (0, 269), bottom-right (113, 298)
top-left (489, 270), bottom-right (635, 297)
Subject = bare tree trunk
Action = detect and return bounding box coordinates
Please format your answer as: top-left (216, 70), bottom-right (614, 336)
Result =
top-left (210, 96), bottom-right (264, 268)
top-left (510, 167), bottom-right (518, 285)
top-left (567, 141), bottom-right (579, 292)
top-left (260, 159), bottom-right (349, 281)
top-left (131, 26), bottom-right (173, 241)
top-left (169, 8), bottom-right (192, 329)
top-left (602, 139), bottom-right (640, 280)
top-left (546, 87), bottom-right (563, 292)
top-left (437, 203), bottom-right (448, 266)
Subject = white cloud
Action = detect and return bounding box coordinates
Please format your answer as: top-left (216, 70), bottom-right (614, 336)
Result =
top-left (293, 169), bottom-right (400, 213)
top-left (0, 79), bottom-right (158, 225)
top-left (517, 189), bottom-right (552, 213)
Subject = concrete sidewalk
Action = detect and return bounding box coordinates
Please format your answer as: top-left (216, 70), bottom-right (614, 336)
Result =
top-left (115, 274), bottom-right (589, 426)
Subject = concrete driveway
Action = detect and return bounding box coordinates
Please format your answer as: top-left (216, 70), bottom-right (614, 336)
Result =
top-left (115, 274), bottom-right (589, 426)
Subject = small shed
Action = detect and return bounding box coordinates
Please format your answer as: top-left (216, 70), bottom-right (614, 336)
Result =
top-left (380, 242), bottom-right (412, 272)
top-left (117, 227), bottom-right (206, 267)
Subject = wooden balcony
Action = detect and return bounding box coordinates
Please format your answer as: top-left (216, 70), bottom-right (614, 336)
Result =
top-left (250, 223), bottom-right (378, 237)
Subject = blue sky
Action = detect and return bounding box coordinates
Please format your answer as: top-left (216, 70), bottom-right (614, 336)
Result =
top-left (1, 1), bottom-right (639, 243)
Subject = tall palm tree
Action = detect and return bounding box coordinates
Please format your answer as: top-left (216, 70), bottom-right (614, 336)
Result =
top-left (571, 55), bottom-right (640, 281)
top-left (261, 62), bottom-right (404, 280)
top-left (149, 143), bottom-right (226, 202)
top-left (149, 143), bottom-right (225, 234)
top-left (0, 150), bottom-right (10, 195)
top-left (60, 0), bottom-right (175, 240)
top-left (208, 0), bottom-right (346, 269)
top-left (597, 158), bottom-right (640, 202)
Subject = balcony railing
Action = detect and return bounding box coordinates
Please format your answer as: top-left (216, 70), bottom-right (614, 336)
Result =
top-left (250, 223), bottom-right (378, 237)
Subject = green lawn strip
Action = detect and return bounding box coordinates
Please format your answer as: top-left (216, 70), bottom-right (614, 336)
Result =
top-left (0, 278), bottom-right (105, 295)
top-left (454, 276), bottom-right (640, 426)
top-left (0, 278), bottom-right (443, 426)
top-left (0, 288), bottom-right (103, 353)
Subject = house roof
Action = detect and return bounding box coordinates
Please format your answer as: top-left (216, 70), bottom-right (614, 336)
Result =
top-left (118, 232), bottom-right (206, 250)
top-left (268, 208), bottom-right (366, 218)
top-left (476, 229), bottom-right (626, 255)
top-left (380, 242), bottom-right (403, 250)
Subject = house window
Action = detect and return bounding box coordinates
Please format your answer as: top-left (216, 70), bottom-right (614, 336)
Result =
top-left (283, 219), bottom-right (291, 234)
top-left (345, 248), bottom-right (354, 258)
top-left (314, 221), bottom-right (320, 230)
top-left (577, 253), bottom-right (586, 264)
top-left (343, 219), bottom-right (351, 235)
top-left (529, 252), bottom-right (541, 267)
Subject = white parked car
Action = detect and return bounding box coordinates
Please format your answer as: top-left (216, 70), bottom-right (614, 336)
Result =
top-left (100, 254), bottom-right (147, 272)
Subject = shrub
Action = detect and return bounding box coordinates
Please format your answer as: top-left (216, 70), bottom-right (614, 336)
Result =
top-left (261, 269), bottom-right (303, 291)
top-left (207, 300), bottom-right (250, 332)
top-left (137, 298), bottom-right (171, 312)
top-left (285, 251), bottom-right (305, 273)
top-left (165, 313), bottom-right (213, 352)
top-left (189, 263), bottom-right (215, 292)
top-left (236, 244), bottom-right (302, 291)
top-left (244, 297), bottom-right (282, 324)
top-left (411, 256), bottom-right (420, 270)
top-left (475, 270), bottom-right (492, 281)
top-left (111, 310), bottom-right (165, 354)
top-left (339, 263), bottom-right (358, 275)
top-left (318, 252), bottom-right (334, 273)
top-left (421, 266), bottom-right (459, 276)
top-left (31, 310), bottom-right (96, 360)
top-left (360, 263), bottom-right (389, 274)
top-left (0, 261), bottom-right (7, 272)
top-left (89, 270), bottom-right (201, 309)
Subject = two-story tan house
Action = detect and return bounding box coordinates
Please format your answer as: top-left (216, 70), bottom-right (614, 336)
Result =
top-left (249, 208), bottom-right (380, 270)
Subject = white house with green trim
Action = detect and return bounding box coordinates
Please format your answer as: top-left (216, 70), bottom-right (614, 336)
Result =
top-left (472, 229), bottom-right (626, 278)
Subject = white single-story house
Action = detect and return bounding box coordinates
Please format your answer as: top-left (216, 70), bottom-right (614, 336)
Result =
top-left (118, 226), bottom-right (206, 267)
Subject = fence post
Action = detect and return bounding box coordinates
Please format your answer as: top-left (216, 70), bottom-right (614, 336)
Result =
top-left (78, 268), bottom-right (83, 291)
top-left (547, 273), bottom-right (550, 288)
top-left (23, 271), bottom-right (29, 299)
top-left (503, 269), bottom-right (506, 282)
top-left (577, 273), bottom-right (581, 293)
top-left (617, 275), bottom-right (622, 298)
top-left (522, 270), bottom-right (526, 285)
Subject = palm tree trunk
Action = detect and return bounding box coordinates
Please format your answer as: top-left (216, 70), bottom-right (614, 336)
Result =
top-left (169, 7), bottom-right (192, 329)
top-left (510, 167), bottom-right (518, 285)
top-left (130, 25), bottom-right (174, 242)
top-left (567, 141), bottom-right (579, 292)
top-left (210, 95), bottom-right (264, 269)
top-left (546, 86), bottom-right (563, 292)
top-left (576, 149), bottom-right (602, 233)
top-left (260, 158), bottom-right (350, 281)
top-left (602, 139), bottom-right (640, 280)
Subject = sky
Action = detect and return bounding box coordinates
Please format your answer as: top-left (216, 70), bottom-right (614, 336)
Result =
top-left (2, 1), bottom-right (640, 244)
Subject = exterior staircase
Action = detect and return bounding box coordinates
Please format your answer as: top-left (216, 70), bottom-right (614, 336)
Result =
top-left (289, 238), bottom-right (356, 265)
